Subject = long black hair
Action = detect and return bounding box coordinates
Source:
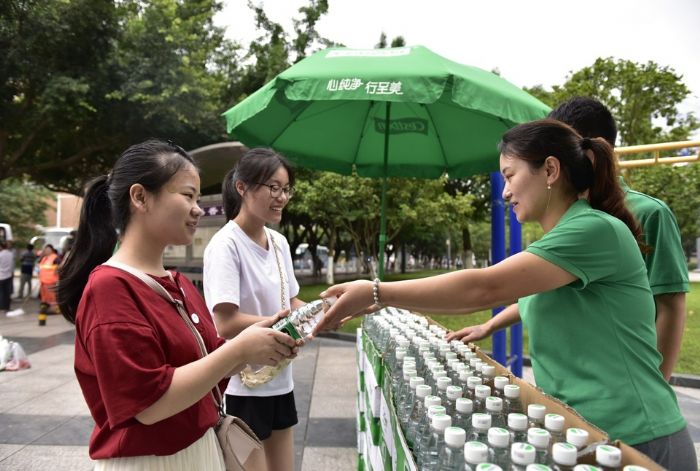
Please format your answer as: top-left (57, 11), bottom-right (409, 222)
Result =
top-left (499, 119), bottom-right (643, 245)
top-left (57, 139), bottom-right (196, 323)
top-left (222, 148), bottom-right (295, 220)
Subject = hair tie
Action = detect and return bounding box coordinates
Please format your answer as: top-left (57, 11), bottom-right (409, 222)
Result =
top-left (106, 172), bottom-right (113, 186)
top-left (581, 137), bottom-right (592, 150)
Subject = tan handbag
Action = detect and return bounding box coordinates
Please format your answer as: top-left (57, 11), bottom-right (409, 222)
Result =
top-left (103, 261), bottom-right (263, 470)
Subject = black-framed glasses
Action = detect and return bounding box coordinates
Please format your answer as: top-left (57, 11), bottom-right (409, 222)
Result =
top-left (256, 182), bottom-right (295, 199)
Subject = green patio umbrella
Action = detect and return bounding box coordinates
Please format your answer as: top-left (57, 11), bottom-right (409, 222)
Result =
top-left (223, 45), bottom-right (550, 278)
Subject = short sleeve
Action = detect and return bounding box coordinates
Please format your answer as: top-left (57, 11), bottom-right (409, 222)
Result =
top-left (526, 214), bottom-right (622, 288)
top-left (203, 235), bottom-right (241, 313)
top-left (642, 206), bottom-right (689, 295)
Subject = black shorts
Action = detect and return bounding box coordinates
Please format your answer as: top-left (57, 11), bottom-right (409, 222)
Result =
top-left (225, 391), bottom-right (298, 440)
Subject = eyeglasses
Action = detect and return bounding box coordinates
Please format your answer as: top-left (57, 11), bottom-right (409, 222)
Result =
top-left (256, 182), bottom-right (295, 199)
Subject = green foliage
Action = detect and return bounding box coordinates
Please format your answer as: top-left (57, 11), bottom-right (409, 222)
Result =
top-left (0, 179), bottom-right (51, 244)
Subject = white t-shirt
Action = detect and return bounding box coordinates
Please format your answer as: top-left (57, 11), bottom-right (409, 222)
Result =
top-left (203, 221), bottom-right (299, 397)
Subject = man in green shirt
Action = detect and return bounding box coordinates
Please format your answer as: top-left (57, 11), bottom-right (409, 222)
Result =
top-left (549, 97), bottom-right (689, 381)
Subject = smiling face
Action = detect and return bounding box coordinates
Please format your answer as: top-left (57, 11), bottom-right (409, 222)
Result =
top-left (239, 165), bottom-right (291, 225)
top-left (499, 153), bottom-right (550, 224)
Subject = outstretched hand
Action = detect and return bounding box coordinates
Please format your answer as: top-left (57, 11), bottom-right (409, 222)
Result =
top-left (312, 280), bottom-right (378, 336)
top-left (445, 323), bottom-right (491, 344)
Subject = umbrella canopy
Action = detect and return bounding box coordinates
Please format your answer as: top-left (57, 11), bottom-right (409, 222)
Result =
top-left (222, 45), bottom-right (550, 277)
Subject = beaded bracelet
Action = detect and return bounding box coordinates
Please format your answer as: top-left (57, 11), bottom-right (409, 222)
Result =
top-left (372, 278), bottom-right (383, 307)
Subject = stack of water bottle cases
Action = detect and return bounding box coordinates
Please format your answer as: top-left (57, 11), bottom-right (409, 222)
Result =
top-left (355, 307), bottom-right (662, 471)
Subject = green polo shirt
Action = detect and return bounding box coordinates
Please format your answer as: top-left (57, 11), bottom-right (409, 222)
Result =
top-left (621, 178), bottom-right (689, 295)
top-left (519, 199), bottom-right (685, 444)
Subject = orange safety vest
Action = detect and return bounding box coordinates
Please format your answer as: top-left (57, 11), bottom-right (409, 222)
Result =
top-left (38, 253), bottom-right (59, 285)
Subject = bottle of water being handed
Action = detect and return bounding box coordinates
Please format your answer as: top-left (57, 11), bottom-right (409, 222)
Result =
top-left (272, 297), bottom-right (336, 340)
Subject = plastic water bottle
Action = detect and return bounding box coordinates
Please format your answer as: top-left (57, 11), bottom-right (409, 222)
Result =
top-left (507, 413), bottom-right (528, 445)
top-left (468, 413), bottom-right (492, 444)
top-left (481, 365), bottom-right (496, 390)
top-left (436, 426), bottom-right (466, 471)
top-left (453, 397), bottom-right (474, 433)
top-left (445, 385), bottom-right (463, 416)
top-left (503, 385), bottom-right (523, 415)
top-left (544, 414), bottom-right (565, 448)
top-left (526, 465), bottom-right (553, 471)
top-left (475, 464), bottom-right (503, 471)
top-left (414, 403), bottom-right (445, 459)
top-left (272, 297), bottom-right (335, 339)
top-left (551, 442), bottom-right (578, 471)
top-left (399, 376), bottom-right (425, 427)
top-left (595, 445), bottom-right (621, 471)
top-left (420, 413), bottom-right (452, 470)
top-left (484, 397), bottom-right (506, 428)
top-left (463, 441), bottom-right (489, 471)
top-left (565, 428), bottom-right (589, 454)
top-left (466, 376), bottom-right (483, 401)
top-left (437, 376), bottom-right (453, 404)
top-left (527, 428), bottom-right (551, 465)
top-left (527, 404), bottom-right (546, 429)
top-left (621, 466), bottom-right (649, 471)
top-left (493, 376), bottom-right (509, 398)
top-left (510, 442), bottom-right (537, 470)
top-left (487, 427), bottom-right (511, 469)
top-left (474, 385), bottom-right (491, 413)
top-left (407, 384), bottom-right (433, 444)
top-left (395, 366), bottom-right (418, 408)
top-left (572, 466), bottom-right (602, 471)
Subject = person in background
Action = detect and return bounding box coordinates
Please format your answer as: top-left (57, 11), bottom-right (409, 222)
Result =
top-left (38, 244), bottom-right (59, 314)
top-left (57, 139), bottom-right (298, 469)
top-left (203, 148), bottom-right (303, 471)
top-left (316, 119), bottom-right (696, 469)
top-left (17, 243), bottom-right (37, 299)
top-left (548, 97), bottom-right (689, 381)
top-left (0, 241), bottom-right (13, 315)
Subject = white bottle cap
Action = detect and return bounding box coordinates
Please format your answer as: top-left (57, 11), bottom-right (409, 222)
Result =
top-left (494, 376), bottom-right (509, 390)
top-left (508, 412), bottom-right (528, 431)
top-left (464, 441), bottom-right (489, 464)
top-left (455, 362), bottom-right (468, 372)
top-left (526, 465), bottom-right (553, 471)
top-left (545, 413), bottom-right (565, 432)
top-left (446, 358), bottom-right (459, 370)
top-left (527, 403), bottom-right (546, 420)
top-left (427, 360), bottom-right (441, 371)
top-left (510, 442), bottom-right (536, 466)
top-left (485, 396), bottom-right (503, 412)
top-left (444, 426), bottom-right (467, 448)
top-left (527, 427), bottom-right (551, 449)
top-left (471, 412), bottom-right (492, 430)
top-left (487, 427), bottom-right (510, 448)
top-left (434, 370), bottom-right (448, 380)
top-left (459, 370), bottom-right (472, 382)
top-left (552, 442), bottom-right (578, 466)
top-left (475, 464), bottom-right (503, 471)
top-left (622, 466), bottom-right (650, 471)
top-left (415, 384), bottom-right (432, 398)
top-left (573, 466), bottom-right (603, 471)
top-left (446, 385), bottom-right (463, 400)
top-left (566, 428), bottom-right (589, 449)
top-left (397, 338), bottom-right (410, 349)
top-left (475, 385), bottom-right (491, 399)
top-left (427, 405), bottom-right (446, 418)
top-left (455, 397), bottom-right (473, 413)
top-left (596, 445), bottom-right (622, 468)
top-left (424, 395), bottom-right (441, 408)
top-left (504, 384), bottom-right (521, 399)
top-left (431, 413), bottom-right (452, 431)
top-left (437, 376), bottom-right (452, 390)
top-left (402, 368), bottom-right (416, 381)
top-left (481, 364), bottom-right (496, 378)
top-left (395, 349), bottom-right (407, 361)
top-left (403, 355), bottom-right (416, 364)
top-left (469, 358), bottom-right (481, 368)
top-left (445, 351), bottom-right (458, 361)
top-left (409, 376), bottom-right (425, 389)
top-left (467, 376), bottom-right (483, 389)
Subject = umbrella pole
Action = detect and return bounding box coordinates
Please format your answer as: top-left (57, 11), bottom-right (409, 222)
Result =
top-left (378, 102), bottom-right (391, 281)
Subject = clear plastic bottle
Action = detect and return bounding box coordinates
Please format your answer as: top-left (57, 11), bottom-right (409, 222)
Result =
top-left (272, 297), bottom-right (335, 339)
top-left (445, 385), bottom-right (464, 416)
top-left (510, 442), bottom-right (537, 471)
top-left (527, 404), bottom-right (546, 429)
top-left (414, 403), bottom-right (446, 459)
top-left (463, 441), bottom-right (490, 471)
top-left (572, 466), bottom-right (602, 471)
top-left (493, 376), bottom-right (509, 398)
top-left (485, 397), bottom-right (506, 428)
top-left (437, 376), bottom-right (454, 404)
top-left (468, 413), bottom-right (492, 444)
top-left (420, 413), bottom-right (453, 470)
top-left (526, 465), bottom-right (553, 471)
top-left (395, 367), bottom-right (417, 412)
top-left (544, 414), bottom-right (565, 448)
top-left (487, 427), bottom-right (511, 469)
top-left (481, 364), bottom-right (497, 390)
top-left (436, 426), bottom-right (467, 471)
top-left (406, 384), bottom-right (434, 444)
top-left (475, 464), bottom-right (503, 471)
top-left (527, 428), bottom-right (551, 465)
top-left (551, 442), bottom-right (577, 471)
top-left (507, 413), bottom-right (529, 445)
top-left (621, 466), bottom-right (649, 471)
top-left (399, 376), bottom-right (425, 427)
top-left (595, 445), bottom-right (621, 471)
top-left (453, 397), bottom-right (474, 433)
top-left (503, 385), bottom-right (523, 415)
top-left (474, 385), bottom-right (492, 413)
top-left (565, 428), bottom-right (589, 454)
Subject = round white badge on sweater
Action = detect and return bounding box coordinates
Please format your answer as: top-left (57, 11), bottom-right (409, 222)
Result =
top-left (191, 313), bottom-right (200, 324)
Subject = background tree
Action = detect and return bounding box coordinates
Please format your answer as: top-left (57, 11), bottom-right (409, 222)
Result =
top-left (0, 180), bottom-right (51, 244)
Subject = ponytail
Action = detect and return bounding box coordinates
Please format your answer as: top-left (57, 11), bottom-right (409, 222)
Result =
top-left (57, 175), bottom-right (118, 323)
top-left (222, 168), bottom-right (242, 220)
top-left (584, 137), bottom-right (645, 248)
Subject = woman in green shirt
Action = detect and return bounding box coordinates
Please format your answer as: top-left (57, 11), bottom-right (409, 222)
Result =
top-left (315, 119), bottom-right (695, 469)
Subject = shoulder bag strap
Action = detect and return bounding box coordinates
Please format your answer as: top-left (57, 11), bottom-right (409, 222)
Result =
top-left (266, 228), bottom-right (287, 311)
top-left (102, 260), bottom-right (227, 414)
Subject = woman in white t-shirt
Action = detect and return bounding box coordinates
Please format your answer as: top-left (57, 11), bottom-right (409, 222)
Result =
top-left (203, 148), bottom-right (303, 471)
